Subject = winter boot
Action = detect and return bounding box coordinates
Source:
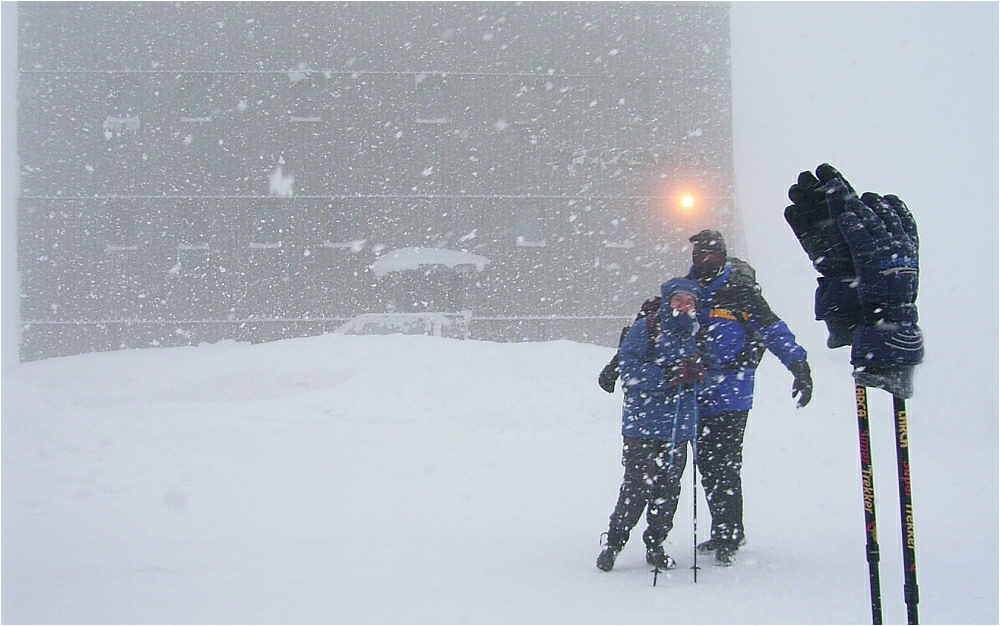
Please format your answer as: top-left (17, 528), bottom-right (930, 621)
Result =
top-left (596, 530), bottom-right (627, 572)
top-left (596, 545), bottom-right (620, 572)
top-left (696, 538), bottom-right (717, 554)
top-left (715, 541), bottom-right (738, 567)
top-left (697, 536), bottom-right (747, 555)
top-left (645, 544), bottom-right (677, 570)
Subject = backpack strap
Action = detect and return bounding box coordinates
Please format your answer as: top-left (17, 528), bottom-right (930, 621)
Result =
top-left (645, 311), bottom-right (660, 360)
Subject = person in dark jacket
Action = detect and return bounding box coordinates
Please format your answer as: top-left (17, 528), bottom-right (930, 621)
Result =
top-left (685, 230), bottom-right (813, 566)
top-left (596, 277), bottom-right (712, 573)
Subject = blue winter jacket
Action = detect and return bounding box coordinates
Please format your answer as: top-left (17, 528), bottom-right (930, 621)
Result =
top-left (618, 278), bottom-right (707, 443)
top-left (689, 263), bottom-right (807, 416)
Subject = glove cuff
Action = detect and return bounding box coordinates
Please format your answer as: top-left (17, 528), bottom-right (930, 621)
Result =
top-left (851, 322), bottom-right (924, 368)
top-left (788, 359), bottom-right (811, 378)
top-left (853, 364), bottom-right (916, 399)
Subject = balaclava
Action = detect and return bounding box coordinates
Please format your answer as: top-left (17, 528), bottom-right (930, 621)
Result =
top-left (690, 229), bottom-right (727, 285)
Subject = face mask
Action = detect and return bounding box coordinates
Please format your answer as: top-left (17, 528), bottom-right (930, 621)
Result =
top-left (670, 304), bottom-right (700, 336)
top-left (693, 261), bottom-right (723, 283)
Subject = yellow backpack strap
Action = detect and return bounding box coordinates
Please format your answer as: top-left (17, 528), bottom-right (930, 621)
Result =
top-left (709, 308), bottom-right (748, 321)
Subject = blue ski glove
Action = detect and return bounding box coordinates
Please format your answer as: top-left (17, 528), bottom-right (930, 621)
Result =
top-left (836, 191), bottom-right (923, 398)
top-left (785, 164), bottom-right (863, 348)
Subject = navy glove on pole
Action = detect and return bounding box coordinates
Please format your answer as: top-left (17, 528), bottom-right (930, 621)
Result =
top-left (786, 164), bottom-right (923, 397)
top-left (785, 164), bottom-right (863, 348)
top-left (835, 191), bottom-right (923, 398)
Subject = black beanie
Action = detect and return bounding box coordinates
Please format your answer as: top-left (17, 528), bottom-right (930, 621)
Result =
top-left (689, 230), bottom-right (727, 258)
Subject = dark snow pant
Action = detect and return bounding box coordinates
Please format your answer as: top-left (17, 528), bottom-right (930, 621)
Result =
top-left (606, 436), bottom-right (687, 550)
top-left (696, 409), bottom-right (750, 547)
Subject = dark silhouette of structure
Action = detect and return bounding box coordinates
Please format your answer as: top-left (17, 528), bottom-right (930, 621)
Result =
top-left (14, 2), bottom-right (743, 360)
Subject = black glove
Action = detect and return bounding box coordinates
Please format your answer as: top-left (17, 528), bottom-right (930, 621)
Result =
top-left (598, 358), bottom-right (619, 393)
top-left (788, 360), bottom-right (813, 408)
top-left (786, 165), bottom-right (853, 275)
top-left (785, 164), bottom-right (863, 348)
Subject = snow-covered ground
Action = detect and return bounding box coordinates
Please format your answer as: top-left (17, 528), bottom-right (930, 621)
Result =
top-left (3, 3), bottom-right (997, 624)
top-left (1, 328), bottom-right (996, 623)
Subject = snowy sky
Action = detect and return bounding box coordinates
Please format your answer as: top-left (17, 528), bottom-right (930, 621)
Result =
top-left (730, 2), bottom-right (997, 301)
top-left (2, 2), bottom-right (997, 373)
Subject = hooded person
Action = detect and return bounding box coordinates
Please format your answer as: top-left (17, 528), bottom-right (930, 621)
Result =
top-left (684, 230), bottom-right (813, 565)
top-left (596, 277), bottom-right (714, 573)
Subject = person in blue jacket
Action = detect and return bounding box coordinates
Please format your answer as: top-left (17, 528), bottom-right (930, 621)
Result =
top-left (685, 230), bottom-right (813, 566)
top-left (596, 278), bottom-right (711, 573)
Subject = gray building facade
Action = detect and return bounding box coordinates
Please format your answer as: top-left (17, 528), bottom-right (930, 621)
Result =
top-left (15, 2), bottom-right (742, 360)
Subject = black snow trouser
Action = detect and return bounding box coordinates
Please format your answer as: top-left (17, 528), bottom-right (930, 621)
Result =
top-left (606, 436), bottom-right (687, 550)
top-left (696, 409), bottom-right (750, 547)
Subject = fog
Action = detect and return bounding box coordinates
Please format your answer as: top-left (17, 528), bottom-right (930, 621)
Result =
top-left (732, 2), bottom-right (998, 323)
top-left (6, 2), bottom-right (742, 361)
top-left (2, 2), bottom-right (998, 622)
top-left (7, 3), bottom-right (997, 365)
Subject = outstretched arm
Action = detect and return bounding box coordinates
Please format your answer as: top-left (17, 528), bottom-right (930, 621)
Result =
top-left (737, 282), bottom-right (812, 407)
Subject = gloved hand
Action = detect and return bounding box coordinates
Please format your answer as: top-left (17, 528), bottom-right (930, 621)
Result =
top-left (668, 357), bottom-right (706, 387)
top-left (785, 164), bottom-right (864, 348)
top-left (788, 359), bottom-right (813, 408)
top-left (836, 191), bottom-right (923, 398)
top-left (598, 358), bottom-right (618, 393)
top-left (597, 326), bottom-right (631, 393)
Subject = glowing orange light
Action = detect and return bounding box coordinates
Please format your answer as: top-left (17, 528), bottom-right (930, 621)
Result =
top-left (648, 174), bottom-right (710, 224)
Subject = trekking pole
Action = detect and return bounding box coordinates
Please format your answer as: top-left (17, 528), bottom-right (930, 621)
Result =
top-left (892, 395), bottom-right (920, 624)
top-left (655, 391), bottom-right (683, 587)
top-left (692, 436), bottom-right (699, 583)
top-left (855, 385), bottom-right (883, 624)
top-left (691, 384), bottom-right (700, 583)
